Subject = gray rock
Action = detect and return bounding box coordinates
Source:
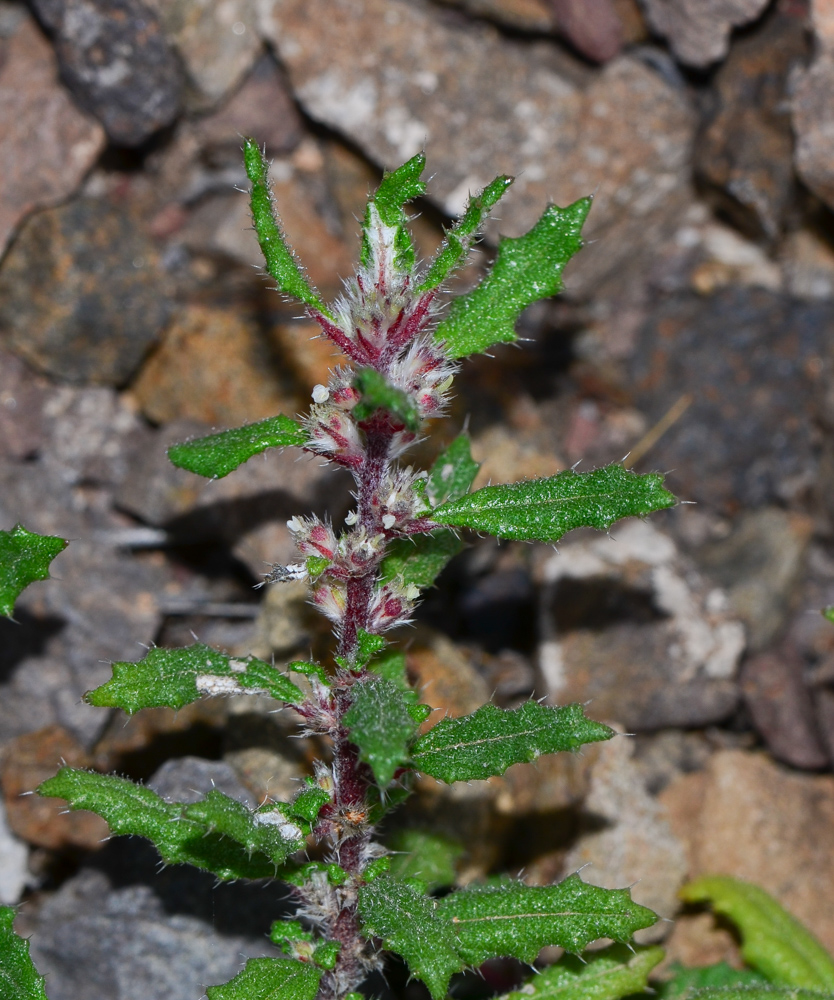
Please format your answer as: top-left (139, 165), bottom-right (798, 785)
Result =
top-left (148, 756), bottom-right (257, 807)
top-left (641, 0), bottom-right (770, 68)
top-left (793, 53), bottom-right (834, 215)
top-left (0, 349), bottom-right (49, 460)
top-left (30, 0), bottom-right (182, 146)
top-left (0, 796), bottom-right (28, 904)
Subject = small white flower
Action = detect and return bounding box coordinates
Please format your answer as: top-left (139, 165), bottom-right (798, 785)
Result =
top-left (312, 384), bottom-right (330, 403)
top-left (382, 514), bottom-right (397, 530)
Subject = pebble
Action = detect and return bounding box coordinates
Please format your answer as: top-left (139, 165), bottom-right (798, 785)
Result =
top-left (641, 0), bottom-right (770, 67)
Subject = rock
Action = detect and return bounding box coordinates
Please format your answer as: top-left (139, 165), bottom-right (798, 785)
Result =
top-left (0, 726), bottom-right (108, 850)
top-left (437, 0), bottom-right (556, 32)
top-left (549, 0), bottom-right (623, 62)
top-left (661, 912), bottom-right (743, 970)
top-left (793, 54), bottom-right (834, 213)
top-left (0, 796), bottom-right (28, 904)
top-left (29, 0), bottom-right (182, 146)
top-left (148, 756), bottom-right (256, 807)
top-left (471, 424), bottom-right (563, 490)
top-left (146, 0), bottom-right (261, 107)
top-left (0, 198), bottom-right (174, 386)
top-left (490, 740), bottom-right (601, 815)
top-left (536, 520), bottom-right (745, 731)
top-left (0, 15), bottom-right (105, 257)
top-left (695, 508), bottom-right (813, 652)
top-left (130, 305), bottom-right (299, 427)
top-left (254, 580), bottom-right (317, 658)
top-left (641, 0), bottom-right (770, 68)
top-left (258, 0), bottom-right (694, 298)
top-left (224, 746), bottom-right (305, 803)
top-left (659, 749), bottom-right (834, 954)
top-left (0, 350), bottom-right (49, 460)
top-left (631, 729), bottom-right (713, 795)
top-left (780, 227), bottom-right (834, 301)
top-left (564, 733), bottom-right (688, 942)
top-left (694, 4), bottom-right (807, 240)
top-left (687, 220), bottom-right (783, 295)
top-left (740, 643), bottom-right (828, 770)
top-left (407, 627), bottom-right (491, 720)
top-left (629, 288), bottom-right (834, 511)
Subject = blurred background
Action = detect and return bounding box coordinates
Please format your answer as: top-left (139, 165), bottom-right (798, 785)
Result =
top-left (2, 0), bottom-right (834, 996)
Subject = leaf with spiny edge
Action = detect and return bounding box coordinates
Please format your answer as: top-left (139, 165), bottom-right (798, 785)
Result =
top-left (500, 944), bottom-right (664, 1000)
top-left (357, 874), bottom-right (463, 1000)
top-left (434, 197), bottom-right (591, 359)
top-left (353, 368), bottom-right (421, 431)
top-left (426, 433), bottom-right (480, 506)
top-left (344, 676), bottom-right (417, 787)
top-left (386, 829), bottom-right (464, 891)
top-left (86, 642), bottom-right (303, 714)
top-left (243, 138), bottom-right (328, 315)
top-left (437, 874), bottom-right (658, 965)
top-left (0, 906), bottom-right (48, 1000)
top-left (362, 153), bottom-right (427, 273)
top-left (680, 877), bottom-right (834, 992)
top-left (430, 464), bottom-right (676, 543)
top-left (167, 414), bottom-right (307, 479)
top-left (410, 701), bottom-right (614, 783)
top-left (379, 531), bottom-right (463, 592)
top-left (0, 525), bottom-right (67, 619)
top-left (206, 958), bottom-right (322, 1000)
top-left (690, 990), bottom-right (834, 1000)
top-left (656, 962), bottom-right (769, 1000)
top-left (37, 768), bottom-right (303, 879)
top-left (419, 175), bottom-right (514, 291)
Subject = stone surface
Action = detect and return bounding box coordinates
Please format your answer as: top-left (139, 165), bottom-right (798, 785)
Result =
top-left (549, 0), bottom-right (623, 61)
top-left (564, 733), bottom-right (688, 942)
top-left (438, 0), bottom-right (556, 31)
top-left (258, 0), bottom-right (694, 297)
top-left (629, 288), bottom-right (833, 511)
top-left (0, 15), bottom-right (105, 257)
top-left (641, 0), bottom-right (770, 67)
top-left (660, 749), bottom-right (834, 954)
top-left (0, 796), bottom-right (28, 904)
top-left (0, 199), bottom-right (174, 386)
top-left (148, 756), bottom-right (256, 807)
top-left (537, 520), bottom-right (745, 731)
top-left (29, 0), bottom-right (182, 146)
top-left (793, 54), bottom-right (834, 213)
top-left (131, 304), bottom-right (299, 426)
top-left (0, 350), bottom-right (49, 460)
top-left (694, 5), bottom-right (807, 239)
top-left (407, 627), bottom-right (491, 721)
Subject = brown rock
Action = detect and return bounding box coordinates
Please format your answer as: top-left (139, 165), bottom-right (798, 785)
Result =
top-left (0, 198), bottom-right (173, 386)
top-left (490, 741), bottom-right (600, 814)
top-left (641, 0), bottom-right (770, 67)
top-left (549, 0), bottom-right (623, 62)
top-left (0, 350), bottom-right (49, 460)
top-left (793, 54), bottom-right (834, 213)
top-left (436, 0), bottom-right (556, 32)
top-left (661, 912), bottom-right (743, 970)
top-left (0, 16), bottom-right (105, 256)
top-left (695, 5), bottom-right (808, 239)
top-left (407, 627), bottom-right (490, 722)
top-left (0, 726), bottom-right (108, 850)
top-left (660, 749), bottom-right (834, 954)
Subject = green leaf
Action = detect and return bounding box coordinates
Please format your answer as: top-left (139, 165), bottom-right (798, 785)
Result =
top-left (419, 176), bottom-right (514, 291)
top-left (689, 991), bottom-right (834, 1000)
top-left (0, 906), bottom-right (48, 1000)
top-left (362, 154), bottom-right (427, 273)
top-left (243, 138), bottom-right (327, 314)
top-left (379, 531), bottom-right (463, 591)
top-left (357, 629), bottom-right (388, 665)
top-left (387, 829), bottom-right (463, 891)
top-left (357, 874), bottom-right (462, 1000)
top-left (353, 368), bottom-right (420, 431)
top-left (167, 414), bottom-right (307, 479)
top-left (434, 197), bottom-right (591, 359)
top-left (0, 525), bottom-right (67, 619)
top-left (680, 876), bottom-right (834, 991)
top-left (657, 962), bottom-right (769, 1000)
top-left (430, 464), bottom-right (676, 543)
top-left (501, 944), bottom-right (664, 1000)
top-left (823, 607), bottom-right (834, 625)
top-left (410, 701), bottom-right (614, 783)
top-left (86, 642), bottom-right (303, 714)
top-left (344, 677), bottom-right (416, 786)
top-left (427, 434), bottom-right (480, 506)
top-left (37, 768), bottom-right (302, 878)
top-left (437, 874), bottom-right (658, 964)
top-left (206, 958), bottom-right (322, 1000)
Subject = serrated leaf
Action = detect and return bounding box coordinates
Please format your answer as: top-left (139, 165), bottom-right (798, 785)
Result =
top-left (419, 176), bottom-right (514, 291)
top-left (410, 701), bottom-right (613, 783)
top-left (207, 958), bottom-right (322, 1000)
top-left (430, 464), bottom-right (676, 543)
top-left (427, 434), bottom-right (480, 506)
top-left (434, 197), bottom-right (591, 359)
top-left (86, 642), bottom-right (303, 714)
top-left (690, 990), bottom-right (834, 1000)
top-left (657, 963), bottom-right (769, 1000)
top-left (183, 790), bottom-right (305, 863)
top-left (502, 944), bottom-right (664, 1000)
top-left (357, 874), bottom-right (462, 999)
top-left (353, 368), bottom-right (420, 431)
top-left (344, 677), bottom-right (416, 786)
top-left (680, 877), bottom-right (834, 992)
top-left (362, 154), bottom-right (426, 273)
top-left (167, 414), bottom-right (307, 479)
top-left (38, 768), bottom-right (301, 878)
top-left (0, 525), bottom-right (67, 619)
top-left (437, 874), bottom-right (657, 964)
top-left (387, 829), bottom-right (463, 891)
top-left (243, 138), bottom-right (327, 314)
top-left (0, 906), bottom-right (48, 1000)
top-left (379, 531), bottom-right (463, 591)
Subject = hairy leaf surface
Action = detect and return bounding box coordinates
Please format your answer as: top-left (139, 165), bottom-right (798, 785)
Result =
top-left (502, 944), bottom-right (664, 1000)
top-left (681, 877), bottom-right (834, 991)
top-left (0, 525), bottom-right (67, 619)
top-left (362, 154), bottom-right (426, 273)
top-left (430, 464), bottom-right (676, 542)
top-left (690, 990), bottom-right (834, 1000)
top-left (426, 434), bottom-right (480, 506)
top-left (0, 906), bottom-right (48, 1000)
top-left (657, 962), bottom-right (768, 1000)
top-left (244, 138), bottom-right (327, 314)
top-left (357, 875), bottom-right (462, 1000)
top-left (87, 642), bottom-right (303, 714)
top-left (353, 368), bottom-right (420, 431)
top-left (344, 677), bottom-right (416, 786)
top-left (410, 701), bottom-right (613, 783)
top-left (379, 532), bottom-right (463, 591)
top-left (387, 829), bottom-right (463, 891)
top-left (167, 415), bottom-right (307, 479)
top-left (206, 958), bottom-right (322, 1000)
top-left (437, 875), bottom-right (658, 964)
top-left (434, 198), bottom-right (591, 358)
